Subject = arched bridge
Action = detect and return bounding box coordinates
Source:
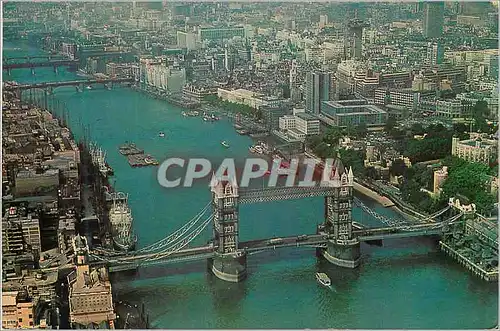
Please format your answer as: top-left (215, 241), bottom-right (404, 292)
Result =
top-left (3, 77), bottom-right (135, 91)
top-left (87, 170), bottom-right (469, 282)
top-left (3, 59), bottom-right (78, 70)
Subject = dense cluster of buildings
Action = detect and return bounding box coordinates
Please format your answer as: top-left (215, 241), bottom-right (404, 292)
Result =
top-left (1, 89), bottom-right (119, 328)
top-left (12, 1), bottom-right (494, 141)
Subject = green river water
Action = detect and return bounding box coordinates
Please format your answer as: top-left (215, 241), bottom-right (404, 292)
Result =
top-left (3, 41), bottom-right (498, 329)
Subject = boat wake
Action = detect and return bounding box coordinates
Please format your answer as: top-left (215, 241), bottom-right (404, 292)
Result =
top-left (327, 285), bottom-right (337, 293)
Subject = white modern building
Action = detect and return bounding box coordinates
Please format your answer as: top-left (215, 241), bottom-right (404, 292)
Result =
top-left (141, 58), bottom-right (186, 93)
top-left (295, 113), bottom-right (320, 135)
top-left (278, 113), bottom-right (320, 142)
top-left (279, 115), bottom-right (296, 131)
top-left (435, 99), bottom-right (463, 118)
top-left (217, 88), bottom-right (284, 109)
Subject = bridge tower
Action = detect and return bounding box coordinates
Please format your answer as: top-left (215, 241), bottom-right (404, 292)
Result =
top-left (318, 158), bottom-right (361, 268)
top-left (208, 175), bottom-right (247, 282)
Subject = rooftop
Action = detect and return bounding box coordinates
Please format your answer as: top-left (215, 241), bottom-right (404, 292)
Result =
top-left (322, 100), bottom-right (387, 115)
top-left (296, 112), bottom-right (318, 121)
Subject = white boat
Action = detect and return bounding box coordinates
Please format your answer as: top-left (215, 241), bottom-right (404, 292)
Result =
top-left (144, 155), bottom-right (159, 165)
top-left (316, 272), bottom-right (331, 287)
top-left (86, 85), bottom-right (92, 90)
top-left (108, 193), bottom-right (136, 252)
top-left (159, 132), bottom-right (165, 137)
top-left (221, 141), bottom-right (230, 148)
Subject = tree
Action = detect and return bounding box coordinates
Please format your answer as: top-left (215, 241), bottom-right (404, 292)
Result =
top-left (472, 100), bottom-right (489, 118)
top-left (410, 123), bottom-right (425, 136)
top-left (306, 135), bottom-right (323, 151)
top-left (313, 142), bottom-right (333, 159)
top-left (472, 100), bottom-right (491, 133)
top-left (385, 116), bottom-right (397, 133)
top-left (389, 158), bottom-right (407, 177)
top-left (441, 162), bottom-right (496, 214)
top-left (354, 122), bottom-right (368, 138)
top-left (323, 127), bottom-right (343, 146)
top-left (365, 166), bottom-right (378, 179)
top-left (339, 148), bottom-right (366, 178)
top-left (453, 123), bottom-right (470, 140)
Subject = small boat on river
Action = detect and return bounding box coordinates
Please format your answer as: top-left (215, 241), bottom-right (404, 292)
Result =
top-left (316, 272), bottom-right (331, 287)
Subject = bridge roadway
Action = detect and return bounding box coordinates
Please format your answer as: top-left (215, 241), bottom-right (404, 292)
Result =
top-left (3, 60), bottom-right (79, 70)
top-left (103, 222), bottom-right (450, 272)
top-left (105, 246), bottom-right (215, 272)
top-left (79, 51), bottom-right (133, 58)
top-left (3, 77), bottom-right (135, 91)
top-left (4, 55), bottom-right (67, 61)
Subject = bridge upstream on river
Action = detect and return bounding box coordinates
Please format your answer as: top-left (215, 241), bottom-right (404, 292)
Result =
top-left (84, 163), bottom-right (471, 282)
top-left (3, 77), bottom-right (135, 91)
top-left (3, 59), bottom-right (78, 70)
top-left (4, 55), bottom-right (67, 62)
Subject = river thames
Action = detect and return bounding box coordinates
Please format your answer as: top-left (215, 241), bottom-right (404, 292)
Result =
top-left (4, 41), bottom-right (497, 329)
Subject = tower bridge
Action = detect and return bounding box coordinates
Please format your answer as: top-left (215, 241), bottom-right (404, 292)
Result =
top-left (86, 159), bottom-right (469, 282)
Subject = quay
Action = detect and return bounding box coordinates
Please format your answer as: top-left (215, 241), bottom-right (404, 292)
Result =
top-left (165, 94), bottom-right (200, 109)
top-left (133, 86), bottom-right (200, 109)
top-left (353, 181), bottom-right (395, 207)
top-left (439, 241), bottom-right (498, 282)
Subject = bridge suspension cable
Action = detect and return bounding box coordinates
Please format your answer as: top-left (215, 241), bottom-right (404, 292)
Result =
top-left (415, 205), bottom-right (451, 223)
top-left (353, 197), bottom-right (408, 227)
top-left (134, 202), bottom-right (211, 254)
top-left (109, 214), bottom-right (214, 265)
top-left (398, 211), bottom-right (464, 232)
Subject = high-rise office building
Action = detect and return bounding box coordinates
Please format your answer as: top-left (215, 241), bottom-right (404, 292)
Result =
top-left (347, 19), bottom-right (368, 59)
top-left (423, 2), bottom-right (445, 39)
top-left (319, 15), bottom-right (329, 28)
top-left (426, 42), bottom-right (444, 66)
top-left (289, 60), bottom-right (300, 102)
top-left (305, 71), bottom-right (332, 114)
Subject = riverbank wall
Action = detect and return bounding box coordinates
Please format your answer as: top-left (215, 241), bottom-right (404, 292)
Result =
top-left (355, 178), bottom-right (429, 221)
top-left (353, 182), bottom-right (394, 207)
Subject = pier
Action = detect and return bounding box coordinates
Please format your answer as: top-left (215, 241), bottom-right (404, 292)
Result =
top-left (439, 241), bottom-right (498, 282)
